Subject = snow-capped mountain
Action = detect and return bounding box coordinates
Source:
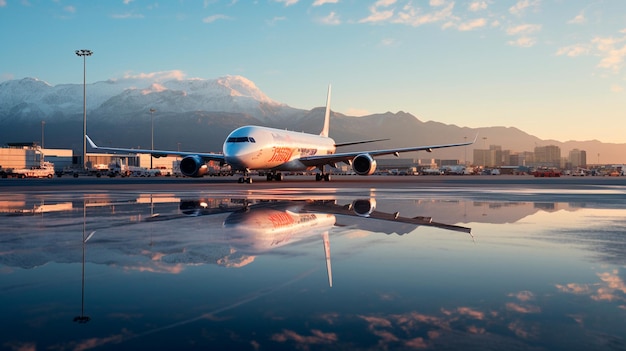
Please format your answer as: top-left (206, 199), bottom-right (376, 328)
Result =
top-left (0, 74), bottom-right (300, 121)
top-left (2, 73), bottom-right (625, 163)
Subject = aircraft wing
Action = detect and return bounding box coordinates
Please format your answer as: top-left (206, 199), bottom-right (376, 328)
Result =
top-left (302, 201), bottom-right (472, 235)
top-left (86, 135), bottom-right (225, 163)
top-left (299, 136), bottom-right (477, 168)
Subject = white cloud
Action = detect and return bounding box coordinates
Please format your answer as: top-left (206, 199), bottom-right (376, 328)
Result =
top-left (123, 0), bottom-right (134, 4)
top-left (568, 11), bottom-right (586, 24)
top-left (380, 38), bottom-right (399, 46)
top-left (123, 70), bottom-right (187, 81)
top-left (111, 12), bottom-right (145, 19)
top-left (393, 1), bottom-right (455, 27)
top-left (318, 11), bottom-right (340, 25)
top-left (509, 0), bottom-right (540, 16)
top-left (64, 5), bottom-right (75, 13)
top-left (274, 0), bottom-right (299, 6)
top-left (313, 0), bottom-right (338, 5)
top-left (508, 36), bottom-right (536, 48)
top-left (359, 9), bottom-right (394, 23)
top-left (610, 84), bottom-right (624, 93)
top-left (266, 16), bottom-right (286, 26)
top-left (359, 0), bottom-right (396, 23)
top-left (429, 0), bottom-right (446, 6)
top-left (555, 44), bottom-right (590, 57)
top-left (141, 83), bottom-right (167, 95)
top-left (0, 0), bottom-right (6, 7)
top-left (359, 0), bottom-right (456, 27)
top-left (556, 30), bottom-right (626, 74)
top-left (588, 33), bottom-right (626, 72)
top-left (506, 23), bottom-right (541, 35)
top-left (202, 14), bottom-right (230, 23)
top-left (458, 18), bottom-right (486, 31)
top-left (468, 1), bottom-right (487, 12)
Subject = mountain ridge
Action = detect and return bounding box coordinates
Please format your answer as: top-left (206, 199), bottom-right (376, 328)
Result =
top-left (0, 75), bottom-right (624, 164)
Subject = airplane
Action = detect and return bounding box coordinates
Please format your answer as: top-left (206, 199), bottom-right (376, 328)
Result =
top-left (86, 85), bottom-right (476, 183)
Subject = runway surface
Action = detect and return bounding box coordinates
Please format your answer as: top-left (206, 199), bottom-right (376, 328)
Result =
top-left (2, 174), bottom-right (625, 191)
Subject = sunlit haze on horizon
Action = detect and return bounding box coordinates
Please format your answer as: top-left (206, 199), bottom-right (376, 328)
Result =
top-left (1, 0), bottom-right (625, 143)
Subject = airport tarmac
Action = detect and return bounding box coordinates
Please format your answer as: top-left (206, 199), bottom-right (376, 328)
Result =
top-left (1, 174), bottom-right (625, 350)
top-left (1, 174), bottom-right (625, 192)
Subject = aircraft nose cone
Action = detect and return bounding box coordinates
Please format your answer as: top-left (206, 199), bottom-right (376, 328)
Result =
top-left (224, 143), bottom-right (254, 168)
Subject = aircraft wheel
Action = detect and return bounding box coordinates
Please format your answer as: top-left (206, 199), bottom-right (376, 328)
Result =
top-left (315, 174), bottom-right (322, 181)
top-left (238, 177), bottom-right (245, 183)
top-left (324, 174), bottom-right (331, 181)
top-left (266, 174), bottom-right (274, 181)
top-left (275, 173), bottom-right (283, 181)
top-left (246, 177), bottom-right (253, 184)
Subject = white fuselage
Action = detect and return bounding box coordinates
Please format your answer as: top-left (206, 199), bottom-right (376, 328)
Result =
top-left (223, 126), bottom-right (336, 171)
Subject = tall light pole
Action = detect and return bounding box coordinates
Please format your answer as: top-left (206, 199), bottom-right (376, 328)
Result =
top-left (41, 120), bottom-right (45, 149)
top-left (76, 49), bottom-right (93, 170)
top-left (149, 108), bottom-right (156, 169)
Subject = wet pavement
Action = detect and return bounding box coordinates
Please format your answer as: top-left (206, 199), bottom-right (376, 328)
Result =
top-left (1, 176), bottom-right (625, 350)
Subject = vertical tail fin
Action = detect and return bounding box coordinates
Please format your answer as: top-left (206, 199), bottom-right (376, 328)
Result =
top-left (320, 84), bottom-right (331, 137)
top-left (322, 231), bottom-right (332, 288)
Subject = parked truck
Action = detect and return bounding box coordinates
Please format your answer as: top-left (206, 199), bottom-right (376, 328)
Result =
top-left (1, 161), bottom-right (55, 178)
top-left (533, 168), bottom-right (561, 177)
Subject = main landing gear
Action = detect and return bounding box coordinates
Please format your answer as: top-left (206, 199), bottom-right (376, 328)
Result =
top-left (238, 169), bottom-right (253, 184)
top-left (266, 172), bottom-right (284, 181)
top-left (315, 173), bottom-right (331, 181)
top-left (238, 176), bottom-right (253, 183)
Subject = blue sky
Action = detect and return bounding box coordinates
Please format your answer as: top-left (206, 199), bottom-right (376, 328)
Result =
top-left (1, 0), bottom-right (626, 143)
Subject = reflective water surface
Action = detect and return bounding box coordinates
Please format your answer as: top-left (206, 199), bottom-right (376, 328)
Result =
top-left (1, 185), bottom-right (626, 350)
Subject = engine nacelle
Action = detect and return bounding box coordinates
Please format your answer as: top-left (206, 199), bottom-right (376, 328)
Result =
top-left (352, 153), bottom-right (377, 176)
top-left (179, 155), bottom-right (209, 177)
top-left (351, 199), bottom-right (376, 217)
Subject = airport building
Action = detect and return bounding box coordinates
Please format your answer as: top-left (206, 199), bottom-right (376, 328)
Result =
top-left (534, 145), bottom-right (562, 168)
top-left (569, 149), bottom-right (587, 168)
top-left (0, 142), bottom-right (179, 173)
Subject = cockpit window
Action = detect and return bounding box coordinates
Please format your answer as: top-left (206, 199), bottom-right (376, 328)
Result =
top-left (227, 137), bottom-right (255, 143)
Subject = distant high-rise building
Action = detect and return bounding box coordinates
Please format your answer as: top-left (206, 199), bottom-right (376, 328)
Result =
top-left (490, 145), bottom-right (503, 166)
top-left (569, 149), bottom-right (587, 168)
top-left (534, 145), bottom-right (561, 168)
top-left (473, 149), bottom-right (493, 167)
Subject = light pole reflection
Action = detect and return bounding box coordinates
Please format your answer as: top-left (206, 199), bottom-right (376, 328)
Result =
top-left (74, 200), bottom-right (95, 324)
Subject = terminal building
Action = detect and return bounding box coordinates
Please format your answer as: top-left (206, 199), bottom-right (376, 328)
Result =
top-left (0, 142), bottom-right (173, 173)
top-left (0, 143), bottom-right (74, 171)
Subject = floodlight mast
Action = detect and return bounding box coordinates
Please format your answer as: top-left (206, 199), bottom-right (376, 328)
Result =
top-left (75, 49), bottom-right (93, 170)
top-left (149, 108), bottom-right (156, 169)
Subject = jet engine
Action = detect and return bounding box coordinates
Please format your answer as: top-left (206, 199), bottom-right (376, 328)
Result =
top-left (351, 199), bottom-right (376, 217)
top-left (352, 154), bottom-right (377, 176)
top-left (179, 155), bottom-right (209, 177)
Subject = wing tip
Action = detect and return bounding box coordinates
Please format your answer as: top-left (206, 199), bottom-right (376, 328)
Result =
top-left (85, 135), bottom-right (98, 149)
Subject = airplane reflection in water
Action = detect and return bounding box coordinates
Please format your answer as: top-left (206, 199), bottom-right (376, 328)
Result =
top-left (0, 194), bottom-right (472, 284)
top-left (148, 198), bottom-right (473, 287)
